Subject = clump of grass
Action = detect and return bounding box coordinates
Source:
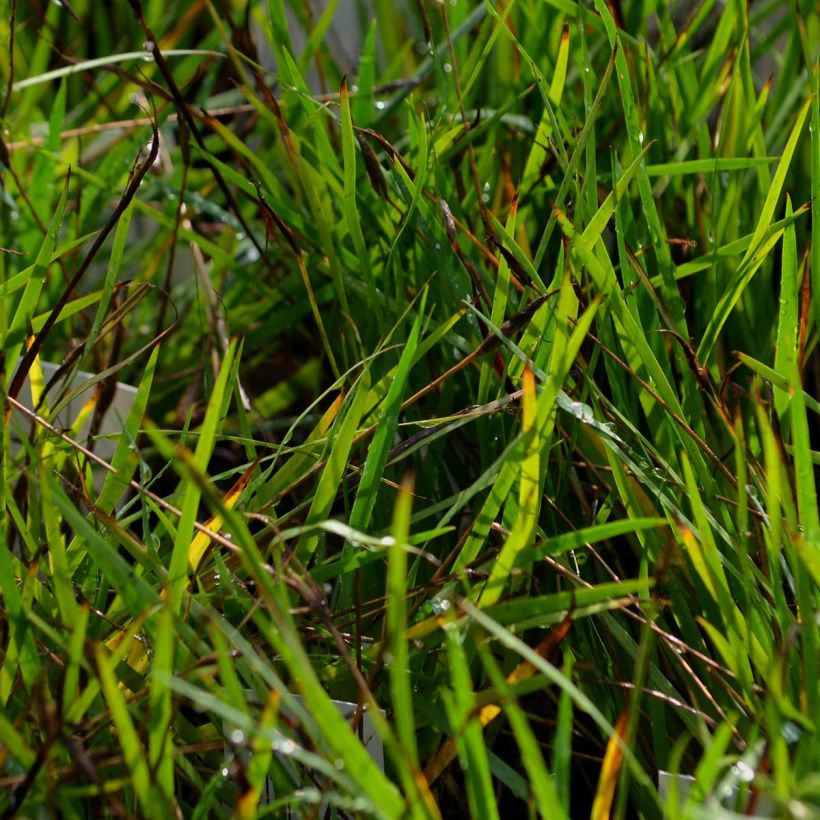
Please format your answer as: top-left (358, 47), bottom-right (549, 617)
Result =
top-left (1, 1), bottom-right (818, 817)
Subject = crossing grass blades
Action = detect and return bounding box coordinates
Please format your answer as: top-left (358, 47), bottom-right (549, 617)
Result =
top-left (0, 0), bottom-right (819, 817)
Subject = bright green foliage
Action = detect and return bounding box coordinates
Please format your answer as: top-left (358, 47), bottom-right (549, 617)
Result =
top-left (0, 1), bottom-right (818, 817)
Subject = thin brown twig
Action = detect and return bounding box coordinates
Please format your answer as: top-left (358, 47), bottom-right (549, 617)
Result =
top-left (6, 395), bottom-right (251, 562)
top-left (9, 121), bottom-right (159, 401)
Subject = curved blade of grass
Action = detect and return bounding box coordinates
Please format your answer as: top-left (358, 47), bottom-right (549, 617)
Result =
top-left (697, 95), bottom-right (812, 363)
top-left (478, 198), bottom-right (518, 406)
top-left (94, 346), bottom-right (158, 515)
top-left (463, 601), bottom-right (659, 805)
top-left (481, 296), bottom-right (599, 607)
top-left (734, 353), bottom-right (820, 415)
top-left (187, 460), bottom-right (255, 573)
top-left (253, 604), bottom-right (405, 817)
top-left (341, 292), bottom-right (427, 586)
top-left (787, 354), bottom-right (820, 721)
top-left (11, 50), bottom-right (224, 91)
top-left (95, 643), bottom-right (164, 814)
top-left (147, 605), bottom-right (175, 799)
top-left (514, 518), bottom-right (667, 567)
top-left (593, 0), bottom-right (686, 331)
top-left (386, 474), bottom-right (441, 816)
top-left (0, 498), bottom-right (42, 699)
top-left (51, 479), bottom-right (160, 618)
top-left (340, 77), bottom-right (379, 325)
top-left (258, 389), bottom-right (344, 504)
top-left (4, 175), bottom-right (68, 370)
top-left (592, 709), bottom-right (629, 820)
top-left (38, 464), bottom-right (74, 625)
top-left (553, 649), bottom-right (574, 813)
top-left (441, 615), bottom-right (500, 820)
top-left (581, 142), bottom-right (652, 246)
top-left (352, 20), bottom-right (378, 127)
top-left (476, 640), bottom-right (566, 817)
top-left (387, 473), bottom-right (416, 763)
top-left (166, 339), bottom-right (237, 611)
top-left (774, 196), bottom-right (799, 422)
top-left (479, 364), bottom-right (538, 608)
top-left (811, 81), bottom-right (820, 339)
top-left (646, 156), bottom-right (777, 175)
top-left (480, 579), bottom-right (654, 633)
top-left (295, 369), bottom-right (371, 565)
top-left (61, 603), bottom-right (89, 719)
top-left (520, 24), bottom-right (569, 195)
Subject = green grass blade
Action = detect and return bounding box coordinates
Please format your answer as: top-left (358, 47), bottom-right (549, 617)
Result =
top-left (95, 643), bottom-right (164, 813)
top-left (166, 340), bottom-right (237, 611)
top-left (442, 617), bottom-right (500, 820)
top-left (295, 369), bottom-right (371, 565)
top-left (4, 176), bottom-right (69, 370)
top-left (697, 96), bottom-right (811, 363)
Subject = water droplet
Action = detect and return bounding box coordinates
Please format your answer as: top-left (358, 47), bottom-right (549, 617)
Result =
top-left (569, 401), bottom-right (593, 422)
top-left (229, 729), bottom-right (245, 744)
top-left (375, 100), bottom-right (386, 110)
top-left (483, 182), bottom-right (491, 191)
top-left (221, 766), bottom-right (230, 778)
top-left (443, 63), bottom-right (453, 74)
top-left (431, 598), bottom-right (452, 614)
top-left (383, 652), bottom-right (394, 665)
top-left (638, 130), bottom-right (645, 145)
top-left (731, 761), bottom-right (755, 782)
top-left (334, 758), bottom-right (345, 770)
top-left (782, 722), bottom-right (802, 744)
top-left (279, 738), bottom-right (296, 755)
top-left (236, 232), bottom-right (244, 240)
top-left (142, 41), bottom-right (154, 51)
top-left (350, 84), bottom-right (359, 93)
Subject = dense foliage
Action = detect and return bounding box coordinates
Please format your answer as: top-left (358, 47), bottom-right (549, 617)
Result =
top-left (1, 0), bottom-right (818, 817)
